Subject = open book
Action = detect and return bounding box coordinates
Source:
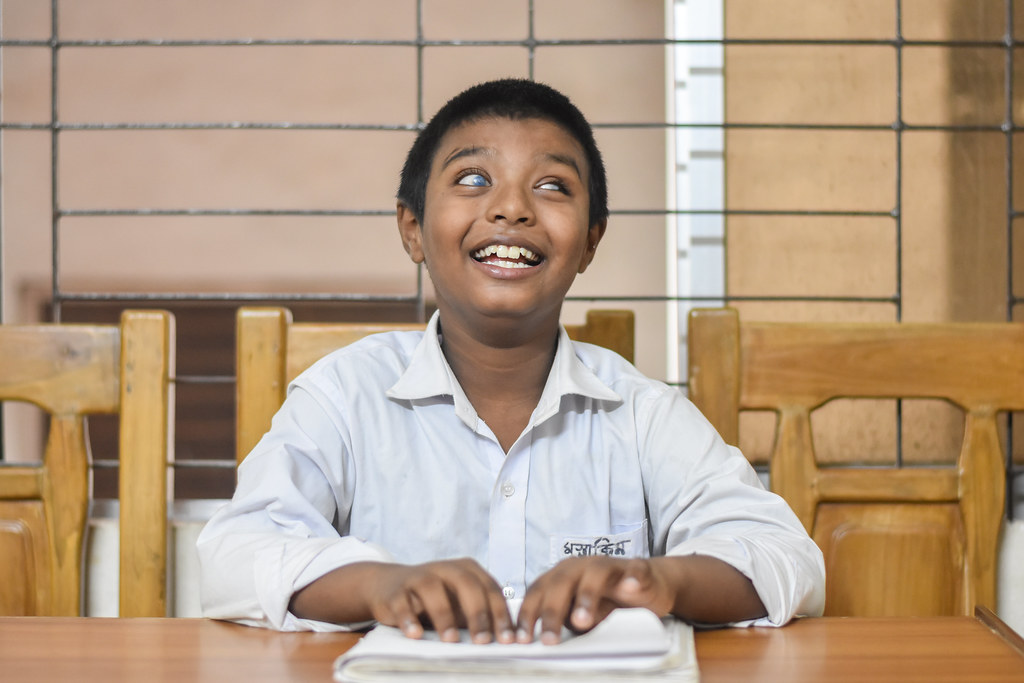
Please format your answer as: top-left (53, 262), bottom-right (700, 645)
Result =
top-left (333, 604), bottom-right (698, 682)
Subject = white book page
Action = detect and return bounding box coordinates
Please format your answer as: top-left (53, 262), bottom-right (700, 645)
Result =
top-left (333, 604), bottom-right (699, 682)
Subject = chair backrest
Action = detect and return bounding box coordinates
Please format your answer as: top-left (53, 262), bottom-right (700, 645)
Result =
top-left (0, 310), bottom-right (174, 617)
top-left (235, 306), bottom-right (635, 464)
top-left (686, 307), bottom-right (1020, 617)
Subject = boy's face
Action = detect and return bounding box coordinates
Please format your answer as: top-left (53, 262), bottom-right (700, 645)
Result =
top-left (398, 116), bottom-right (606, 331)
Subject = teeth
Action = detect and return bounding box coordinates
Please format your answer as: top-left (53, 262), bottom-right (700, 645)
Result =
top-left (472, 245), bottom-right (539, 263)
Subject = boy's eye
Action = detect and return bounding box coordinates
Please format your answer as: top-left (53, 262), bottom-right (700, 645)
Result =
top-left (457, 173), bottom-right (489, 187)
top-left (538, 180), bottom-right (567, 193)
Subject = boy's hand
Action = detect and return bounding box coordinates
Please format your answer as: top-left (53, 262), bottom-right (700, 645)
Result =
top-left (514, 556), bottom-right (675, 644)
top-left (366, 558), bottom-right (515, 644)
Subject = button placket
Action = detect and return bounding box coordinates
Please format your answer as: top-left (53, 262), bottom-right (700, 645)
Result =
top-left (487, 437), bottom-right (531, 602)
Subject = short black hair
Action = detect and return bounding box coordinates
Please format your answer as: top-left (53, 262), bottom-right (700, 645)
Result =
top-left (397, 78), bottom-right (608, 228)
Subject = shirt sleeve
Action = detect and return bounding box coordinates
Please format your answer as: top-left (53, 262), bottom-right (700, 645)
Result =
top-left (196, 385), bottom-right (391, 632)
top-left (637, 386), bottom-right (826, 626)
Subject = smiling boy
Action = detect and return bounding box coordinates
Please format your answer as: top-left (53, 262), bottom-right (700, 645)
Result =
top-left (197, 79), bottom-right (825, 643)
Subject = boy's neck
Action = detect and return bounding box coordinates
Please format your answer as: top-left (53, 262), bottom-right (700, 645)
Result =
top-left (437, 313), bottom-right (560, 452)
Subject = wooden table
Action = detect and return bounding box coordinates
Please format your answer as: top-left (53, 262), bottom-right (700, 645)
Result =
top-left (2, 610), bottom-right (1023, 682)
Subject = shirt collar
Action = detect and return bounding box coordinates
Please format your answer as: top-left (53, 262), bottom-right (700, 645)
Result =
top-left (387, 311), bottom-right (622, 426)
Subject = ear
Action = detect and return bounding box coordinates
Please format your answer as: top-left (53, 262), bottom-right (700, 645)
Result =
top-left (396, 203), bottom-right (426, 264)
top-left (576, 218), bottom-right (607, 274)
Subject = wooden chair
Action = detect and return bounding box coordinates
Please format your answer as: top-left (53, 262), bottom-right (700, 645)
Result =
top-left (236, 306), bottom-right (635, 464)
top-left (686, 307), bottom-right (1019, 617)
top-left (0, 310), bottom-right (174, 617)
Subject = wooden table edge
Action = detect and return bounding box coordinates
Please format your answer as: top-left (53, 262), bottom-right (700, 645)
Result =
top-left (975, 605), bottom-right (1024, 658)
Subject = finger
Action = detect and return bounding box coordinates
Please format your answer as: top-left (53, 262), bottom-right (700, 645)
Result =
top-left (448, 573), bottom-right (499, 644)
top-left (612, 559), bottom-right (673, 615)
top-left (384, 589), bottom-right (425, 640)
top-left (486, 584), bottom-right (516, 644)
top-left (446, 560), bottom-right (515, 644)
top-left (410, 576), bottom-right (462, 642)
top-left (570, 561), bottom-right (626, 632)
top-left (515, 585), bottom-right (542, 644)
top-left (533, 567), bottom-right (581, 645)
top-left (537, 590), bottom-right (574, 644)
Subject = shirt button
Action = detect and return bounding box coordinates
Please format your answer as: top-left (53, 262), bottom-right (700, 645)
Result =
top-left (501, 483), bottom-right (515, 498)
top-left (502, 586), bottom-right (516, 599)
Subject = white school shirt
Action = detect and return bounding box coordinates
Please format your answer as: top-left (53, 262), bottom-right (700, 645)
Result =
top-left (197, 311), bottom-right (824, 631)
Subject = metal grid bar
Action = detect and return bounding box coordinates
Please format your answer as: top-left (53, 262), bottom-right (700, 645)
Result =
top-left (1006, 0), bottom-right (1019, 518)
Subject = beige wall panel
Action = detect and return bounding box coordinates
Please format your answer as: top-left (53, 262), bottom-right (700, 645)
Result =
top-left (903, 0), bottom-right (1005, 40)
top-left (572, 216), bottom-right (664, 298)
top-left (534, 45), bottom-right (666, 124)
top-left (725, 45), bottom-right (895, 125)
top-left (1, 132), bottom-right (52, 324)
top-left (567, 214), bottom-right (667, 380)
top-left (729, 301), bottom-right (898, 324)
top-left (903, 47), bottom-right (1004, 126)
top-left (596, 127), bottom-right (668, 210)
top-left (0, 1), bottom-right (50, 38)
top-left (727, 216), bottom-right (897, 298)
top-left (725, 129), bottom-right (895, 212)
top-left (420, 47), bottom-right (531, 118)
top-left (58, 129), bottom-right (416, 210)
top-left (2, 48), bottom-right (50, 123)
top-left (422, 0), bottom-right (527, 40)
top-left (59, 46), bottom-right (419, 125)
top-left (534, 0), bottom-right (664, 40)
top-left (725, 0), bottom-right (896, 39)
top-left (58, 0), bottom-right (418, 41)
top-left (57, 215), bottom-right (418, 296)
top-left (901, 131), bottom-right (1007, 322)
top-left (943, 132), bottom-right (1009, 322)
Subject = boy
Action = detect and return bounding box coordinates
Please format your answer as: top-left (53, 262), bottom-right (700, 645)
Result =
top-left (197, 78), bottom-right (825, 643)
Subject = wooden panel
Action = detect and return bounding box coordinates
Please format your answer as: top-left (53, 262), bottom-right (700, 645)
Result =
top-left (563, 309), bottom-right (635, 365)
top-left (816, 503), bottom-right (964, 617)
top-left (0, 327), bottom-right (119, 415)
top-left (118, 310), bottom-right (175, 618)
top-left (738, 322), bottom-right (1024, 411)
top-left (0, 517), bottom-right (38, 615)
top-left (0, 503), bottom-right (46, 616)
top-left (686, 307), bottom-right (740, 445)
top-left (286, 322), bottom-right (425, 384)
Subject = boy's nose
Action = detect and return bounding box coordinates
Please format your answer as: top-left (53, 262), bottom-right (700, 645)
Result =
top-left (487, 184), bottom-right (535, 225)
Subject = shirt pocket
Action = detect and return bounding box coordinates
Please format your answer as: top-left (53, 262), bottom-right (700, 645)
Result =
top-left (549, 520), bottom-right (649, 566)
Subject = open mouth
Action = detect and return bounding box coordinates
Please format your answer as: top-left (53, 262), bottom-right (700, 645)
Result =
top-left (472, 244), bottom-right (543, 269)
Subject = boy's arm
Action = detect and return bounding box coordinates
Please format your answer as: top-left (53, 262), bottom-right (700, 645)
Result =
top-left (514, 555), bottom-right (764, 644)
top-left (290, 558), bottom-right (516, 644)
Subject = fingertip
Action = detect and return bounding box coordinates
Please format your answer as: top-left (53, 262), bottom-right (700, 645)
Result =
top-left (441, 627), bottom-right (460, 643)
top-left (540, 630), bottom-right (561, 646)
top-left (516, 627), bottom-right (532, 644)
top-left (401, 619), bottom-right (423, 639)
top-left (571, 606), bottom-right (592, 630)
top-left (619, 575), bottom-right (642, 593)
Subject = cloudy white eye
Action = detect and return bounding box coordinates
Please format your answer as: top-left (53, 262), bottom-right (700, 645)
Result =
top-left (457, 173), bottom-right (489, 187)
top-left (538, 180), bottom-right (563, 191)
